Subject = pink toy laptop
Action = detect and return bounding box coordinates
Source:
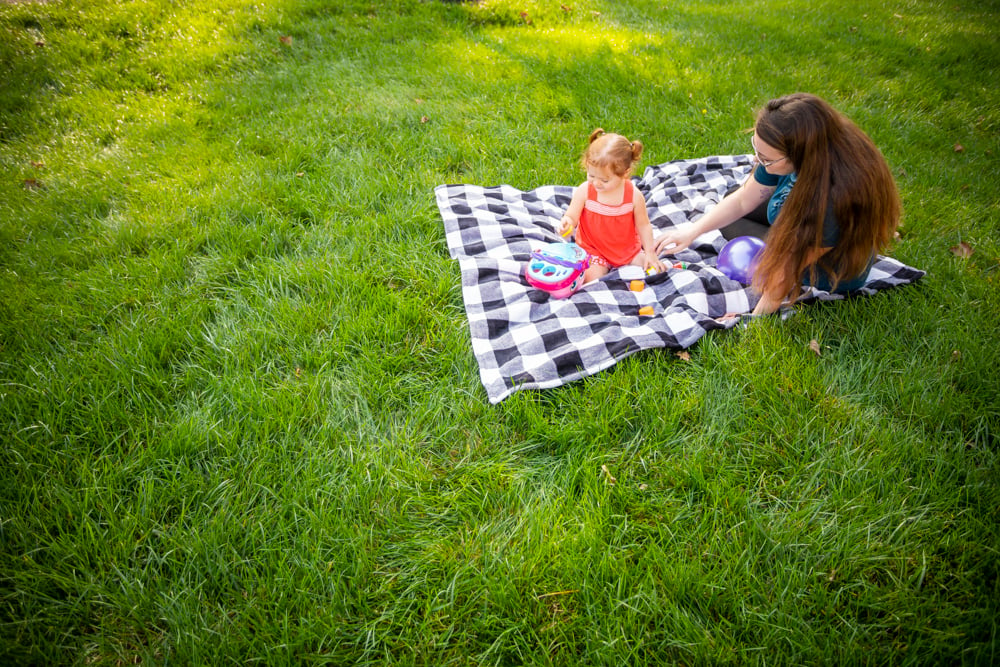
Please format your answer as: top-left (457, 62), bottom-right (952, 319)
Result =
top-left (525, 242), bottom-right (589, 299)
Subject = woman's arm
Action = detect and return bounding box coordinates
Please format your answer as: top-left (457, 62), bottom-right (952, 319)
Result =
top-left (654, 176), bottom-right (775, 255)
top-left (751, 246), bottom-right (831, 315)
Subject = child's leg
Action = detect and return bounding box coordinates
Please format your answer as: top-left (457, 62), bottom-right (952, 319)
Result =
top-left (583, 255), bottom-right (611, 284)
top-left (626, 250), bottom-right (646, 267)
top-left (584, 263), bottom-right (610, 284)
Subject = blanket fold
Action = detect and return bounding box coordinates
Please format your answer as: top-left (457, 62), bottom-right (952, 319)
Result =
top-left (436, 155), bottom-right (925, 403)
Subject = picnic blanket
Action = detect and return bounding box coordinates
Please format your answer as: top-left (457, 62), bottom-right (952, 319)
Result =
top-left (435, 155), bottom-right (925, 403)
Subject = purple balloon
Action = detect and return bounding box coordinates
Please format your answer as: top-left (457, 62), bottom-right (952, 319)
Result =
top-left (717, 236), bottom-right (766, 284)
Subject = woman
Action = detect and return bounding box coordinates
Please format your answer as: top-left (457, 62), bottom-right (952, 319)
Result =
top-left (654, 93), bottom-right (901, 317)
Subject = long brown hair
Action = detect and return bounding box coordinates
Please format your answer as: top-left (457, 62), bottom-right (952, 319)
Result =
top-left (751, 93), bottom-right (900, 298)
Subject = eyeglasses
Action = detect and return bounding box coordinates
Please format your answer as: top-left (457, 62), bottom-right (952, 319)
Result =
top-left (751, 134), bottom-right (787, 168)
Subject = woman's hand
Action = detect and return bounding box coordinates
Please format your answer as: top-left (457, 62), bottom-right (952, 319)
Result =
top-left (654, 225), bottom-right (698, 255)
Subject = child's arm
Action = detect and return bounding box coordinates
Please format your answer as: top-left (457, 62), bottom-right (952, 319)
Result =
top-left (633, 188), bottom-right (665, 272)
top-left (558, 184), bottom-right (587, 237)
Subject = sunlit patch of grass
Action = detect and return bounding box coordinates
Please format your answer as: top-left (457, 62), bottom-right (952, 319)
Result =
top-left (458, 0), bottom-right (599, 27)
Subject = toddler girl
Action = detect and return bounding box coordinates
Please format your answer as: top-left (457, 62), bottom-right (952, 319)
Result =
top-left (558, 128), bottom-right (665, 283)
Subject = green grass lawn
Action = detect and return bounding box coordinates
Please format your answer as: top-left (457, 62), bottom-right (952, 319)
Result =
top-left (1, 0), bottom-right (998, 664)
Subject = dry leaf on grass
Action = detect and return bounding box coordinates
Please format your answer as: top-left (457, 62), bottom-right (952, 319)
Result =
top-left (808, 339), bottom-right (822, 356)
top-left (950, 241), bottom-right (974, 258)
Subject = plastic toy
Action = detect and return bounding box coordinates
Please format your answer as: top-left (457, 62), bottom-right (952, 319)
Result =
top-left (629, 280), bottom-right (645, 292)
top-left (645, 261), bottom-right (689, 277)
top-left (638, 306), bottom-right (654, 316)
top-left (717, 236), bottom-right (766, 284)
top-left (525, 242), bottom-right (590, 299)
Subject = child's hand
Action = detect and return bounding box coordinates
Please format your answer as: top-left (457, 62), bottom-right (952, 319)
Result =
top-left (558, 216), bottom-right (575, 238)
top-left (644, 252), bottom-right (666, 274)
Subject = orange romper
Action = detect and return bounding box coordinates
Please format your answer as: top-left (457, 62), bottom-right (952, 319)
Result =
top-left (575, 182), bottom-right (641, 268)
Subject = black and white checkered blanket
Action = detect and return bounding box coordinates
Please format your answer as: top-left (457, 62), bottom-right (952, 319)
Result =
top-left (436, 155), bottom-right (925, 403)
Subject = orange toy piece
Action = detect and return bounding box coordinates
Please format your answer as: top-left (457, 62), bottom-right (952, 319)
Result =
top-left (629, 280), bottom-right (645, 292)
top-left (638, 306), bottom-right (654, 316)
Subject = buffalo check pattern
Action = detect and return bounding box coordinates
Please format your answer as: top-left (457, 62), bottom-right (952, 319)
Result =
top-left (436, 155), bottom-right (925, 403)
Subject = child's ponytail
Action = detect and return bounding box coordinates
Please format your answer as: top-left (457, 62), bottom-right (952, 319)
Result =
top-left (630, 140), bottom-right (644, 163)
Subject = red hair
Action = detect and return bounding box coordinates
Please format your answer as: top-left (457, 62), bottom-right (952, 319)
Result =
top-left (582, 128), bottom-right (643, 177)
